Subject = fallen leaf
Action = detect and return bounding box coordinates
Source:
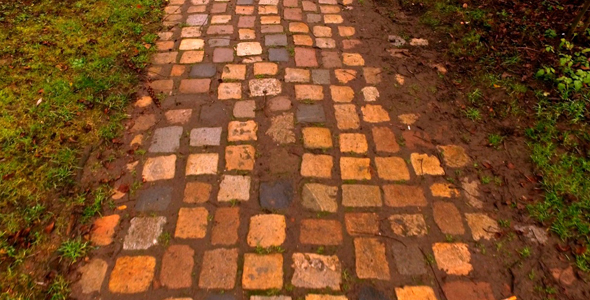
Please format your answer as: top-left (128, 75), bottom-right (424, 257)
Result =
top-left (116, 205), bottom-right (127, 210)
top-left (44, 221), bottom-right (55, 234)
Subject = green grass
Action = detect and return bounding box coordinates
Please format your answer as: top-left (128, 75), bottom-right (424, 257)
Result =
top-left (0, 0), bottom-right (164, 297)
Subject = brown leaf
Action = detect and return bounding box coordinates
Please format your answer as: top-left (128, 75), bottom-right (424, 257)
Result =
top-left (44, 221), bottom-right (55, 234)
top-left (556, 243), bottom-right (571, 252)
top-left (482, 161), bottom-right (493, 169)
top-left (118, 184), bottom-right (130, 193)
top-left (506, 162), bottom-right (515, 169)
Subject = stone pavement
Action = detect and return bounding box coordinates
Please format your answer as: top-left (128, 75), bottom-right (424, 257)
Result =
top-left (74, 0), bottom-right (502, 299)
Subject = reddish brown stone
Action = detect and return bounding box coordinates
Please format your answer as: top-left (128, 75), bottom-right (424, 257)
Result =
top-left (211, 207), bottom-right (240, 245)
top-left (109, 256), bottom-right (155, 293)
top-left (284, 8), bottom-right (303, 20)
top-left (372, 127), bottom-right (399, 153)
top-left (382, 185), bottom-right (427, 207)
top-left (179, 79), bottom-right (211, 93)
top-left (160, 245), bottom-right (194, 289)
top-left (433, 201), bottom-right (465, 235)
top-left (402, 130), bottom-right (434, 149)
top-left (199, 248), bottom-right (239, 289)
top-left (183, 181), bottom-right (211, 203)
top-left (91, 215), bottom-right (120, 246)
top-left (295, 47), bottom-right (318, 67)
top-left (443, 281), bottom-right (495, 300)
top-left (300, 219), bottom-right (343, 245)
top-left (344, 213), bottom-right (379, 235)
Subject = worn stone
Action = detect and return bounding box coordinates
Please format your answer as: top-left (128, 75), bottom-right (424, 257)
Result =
top-left (321, 51), bottom-right (341, 68)
top-left (286, 68), bottom-right (311, 83)
top-left (316, 38), bottom-right (336, 49)
top-left (225, 145), bottom-right (255, 171)
top-left (190, 127), bottom-right (222, 146)
top-left (391, 244), bottom-right (427, 275)
top-left (249, 78), bottom-right (282, 96)
top-left (389, 214), bottom-right (428, 237)
top-left (254, 62), bottom-right (278, 75)
top-left (398, 113), bottom-right (419, 125)
top-left (207, 25), bottom-right (234, 35)
top-left (76, 259), bottom-right (108, 294)
top-left (335, 69), bottom-right (357, 84)
top-left (342, 185), bottom-right (382, 207)
top-left (411, 153), bottom-right (445, 175)
top-left (269, 48), bottom-right (290, 62)
top-left (294, 34), bottom-right (314, 46)
top-left (300, 219), bottom-right (342, 245)
top-left (313, 26), bottom-right (332, 37)
top-left (268, 96), bottom-right (292, 111)
top-left (218, 175), bottom-right (251, 201)
top-left (437, 145), bottom-right (471, 168)
top-left (108, 256), bottom-right (155, 293)
top-left (218, 82), bottom-right (242, 100)
top-left (136, 186), bottom-right (172, 211)
top-left (303, 127), bottom-right (332, 149)
top-left (142, 155), bottom-right (176, 181)
top-left (267, 113), bottom-right (296, 144)
top-left (248, 214), bottom-right (286, 247)
top-left (179, 38), bottom-right (204, 50)
top-left (211, 15), bottom-right (232, 24)
top-left (153, 52), bottom-right (178, 64)
top-left (190, 63), bottom-right (217, 77)
top-left (312, 69), bottom-right (330, 85)
top-left (186, 153), bottom-right (219, 175)
top-left (292, 253), bottom-right (341, 290)
top-left (361, 87), bottom-right (379, 102)
top-left (184, 181), bottom-right (211, 203)
top-left (301, 183), bottom-right (338, 212)
top-left (297, 104), bottom-right (326, 123)
top-left (234, 100), bottom-right (256, 118)
top-left (265, 34), bottom-right (288, 46)
top-left (180, 51), bottom-right (205, 64)
top-left (433, 201), bottom-right (465, 235)
top-left (165, 109), bottom-right (192, 124)
top-left (123, 216), bottom-right (166, 250)
top-left (465, 213), bottom-right (499, 240)
top-left (181, 26), bottom-right (203, 38)
top-left (91, 215), bottom-right (120, 246)
top-left (175, 207), bottom-right (208, 239)
top-left (149, 126), bottom-right (183, 153)
top-left (213, 47), bottom-right (235, 62)
top-left (187, 14), bottom-right (208, 25)
top-left (430, 182), bottom-right (460, 198)
top-left (395, 286), bottom-right (437, 300)
top-left (131, 114), bottom-right (156, 132)
top-left (242, 253), bottom-right (283, 290)
top-left (295, 84), bottom-right (324, 100)
top-left (261, 16), bottom-right (282, 25)
top-left (375, 157), bottom-right (410, 181)
top-left (199, 248), bottom-right (239, 289)
top-left (307, 13), bottom-right (322, 23)
top-left (228, 120), bottom-right (258, 141)
top-left (461, 177), bottom-right (483, 208)
top-left (358, 286), bottom-right (390, 300)
top-left (211, 207), bottom-right (240, 245)
top-left (442, 281), bottom-right (495, 300)
top-left (295, 47), bottom-right (318, 67)
top-left (324, 14), bottom-right (343, 24)
top-left (344, 213), bottom-right (379, 235)
top-left (239, 28), bottom-right (256, 40)
top-left (432, 243), bottom-right (472, 275)
top-left (330, 85), bottom-right (354, 103)
top-left (339, 133), bottom-right (367, 154)
top-left (289, 22), bottom-right (309, 33)
top-left (260, 181), bottom-right (294, 210)
top-left (301, 153), bottom-right (333, 178)
top-left (179, 78), bottom-right (210, 93)
top-left (161, 245), bottom-right (194, 289)
top-left (361, 105), bottom-right (390, 123)
top-left (354, 238), bottom-right (390, 280)
top-left (221, 64), bottom-right (246, 81)
top-left (340, 157), bottom-right (371, 180)
top-left (334, 104), bottom-right (359, 130)
top-left (237, 42), bottom-right (263, 56)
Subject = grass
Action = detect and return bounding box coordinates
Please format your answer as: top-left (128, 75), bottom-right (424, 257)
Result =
top-left (0, 0), bottom-right (164, 297)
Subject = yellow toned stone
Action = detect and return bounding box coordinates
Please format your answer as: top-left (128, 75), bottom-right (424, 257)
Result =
top-left (330, 85), bottom-right (354, 102)
top-left (398, 113), bottom-right (419, 125)
top-left (254, 62), bottom-right (278, 75)
top-left (225, 145), bottom-right (255, 171)
top-left (295, 84), bottom-right (324, 100)
top-left (354, 238), bottom-right (390, 280)
top-left (320, 5), bottom-right (341, 13)
top-left (239, 28), bottom-right (256, 40)
top-left (432, 243), bottom-right (473, 275)
top-left (228, 120), bottom-right (258, 141)
top-left (306, 295), bottom-right (347, 300)
top-left (108, 256), bottom-right (155, 293)
top-left (294, 34), bottom-right (314, 46)
top-left (259, 5), bottom-right (278, 14)
top-left (175, 207), bottom-right (208, 239)
top-left (143, 155), bottom-right (176, 181)
top-left (236, 5), bottom-right (255, 15)
top-left (430, 182), bottom-right (460, 198)
top-left (363, 67), bottom-right (381, 85)
top-left (179, 38), bottom-right (205, 50)
top-left (261, 16), bottom-right (281, 24)
top-left (396, 74), bottom-right (406, 85)
top-left (242, 254), bottom-right (283, 290)
top-left (340, 157), bottom-right (371, 180)
top-left (410, 153), bottom-right (445, 175)
top-left (338, 26), bottom-right (355, 37)
top-left (389, 214), bottom-right (428, 237)
top-left (342, 53), bottom-right (365, 66)
top-left (303, 127), bottom-right (333, 149)
top-left (237, 42), bottom-right (263, 56)
top-left (211, 15), bottom-right (231, 24)
top-left (301, 153), bottom-right (333, 178)
top-left (179, 50), bottom-right (204, 64)
top-left (324, 14), bottom-right (343, 24)
top-left (131, 134), bottom-right (143, 146)
top-left (247, 214), bottom-right (286, 247)
top-left (339, 133), bottom-right (367, 154)
top-left (334, 104), bottom-right (359, 130)
top-left (186, 153), bottom-right (219, 175)
top-left (289, 22), bottom-right (309, 33)
top-left (395, 286), bottom-right (437, 300)
top-left (313, 25), bottom-right (332, 37)
top-left (437, 145), bottom-right (471, 168)
top-left (375, 157), bottom-right (410, 181)
top-left (135, 96), bottom-right (152, 108)
top-left (335, 69), bottom-right (357, 84)
top-left (286, 68), bottom-right (311, 83)
top-left (361, 105), bottom-right (390, 123)
top-left (218, 82), bottom-right (242, 100)
top-left (465, 213), bottom-right (500, 241)
top-left (221, 64), bottom-right (247, 81)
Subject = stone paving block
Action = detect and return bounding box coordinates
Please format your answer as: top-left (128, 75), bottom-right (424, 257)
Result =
top-left (361, 105), bottom-right (390, 123)
top-left (442, 281), bottom-right (495, 300)
top-left (342, 184), bottom-right (382, 207)
top-left (258, 5), bottom-right (278, 14)
top-left (324, 14), bottom-right (343, 24)
top-left (199, 248), bottom-right (239, 289)
top-left (179, 78), bottom-right (210, 93)
top-left (149, 126), bottom-right (183, 153)
top-left (302, 0), bottom-right (317, 11)
top-left (259, 0), bottom-right (278, 4)
top-left (186, 153), bottom-right (219, 175)
top-left (181, 27), bottom-right (202, 38)
top-left (316, 38), bottom-right (336, 49)
top-left (313, 26), bottom-right (332, 37)
top-left (179, 38), bottom-right (205, 50)
top-left (294, 34), bottom-right (314, 46)
top-left (211, 15), bottom-right (232, 24)
top-left (123, 216), bottom-right (166, 250)
top-left (371, 127), bottom-right (399, 153)
top-left (311, 69), bottom-right (330, 85)
top-left (76, 258), bottom-right (108, 294)
top-left (432, 243), bottom-right (472, 275)
top-left (433, 201), bottom-right (465, 235)
top-left (340, 157), bottom-right (371, 180)
top-left (208, 25), bottom-right (234, 35)
top-left (261, 16), bottom-right (281, 24)
top-left (320, 5), bottom-right (340, 13)
top-left (295, 85), bottom-right (324, 100)
top-left (180, 51), bottom-right (205, 64)
top-left (361, 87), bottom-right (380, 101)
top-left (160, 245), bottom-right (194, 289)
top-left (254, 62), bottom-right (279, 75)
top-left (266, 34), bottom-right (288, 46)
top-left (330, 85), bottom-right (354, 102)
top-left (307, 295), bottom-right (347, 300)
top-left (389, 214), bottom-right (428, 237)
top-left (190, 127), bottom-right (222, 146)
top-left (237, 42), bottom-right (263, 56)
top-left (225, 145), bottom-right (255, 171)
top-left (465, 213), bottom-right (499, 241)
top-left (335, 69), bottom-right (356, 83)
top-left (430, 182), bottom-right (460, 198)
top-left (260, 181), bottom-right (294, 210)
top-left (461, 177), bottom-right (483, 208)
top-left (248, 214), bottom-right (286, 247)
top-left (292, 253), bottom-right (341, 290)
top-left (218, 175), bottom-right (251, 201)
top-left (242, 253), bottom-right (283, 290)
top-left (218, 82), bottom-right (242, 100)
top-left (187, 14), bottom-right (208, 25)
top-left (131, 114), bottom-right (156, 132)
top-left (267, 96), bottom-right (292, 112)
top-left (301, 153), bottom-right (333, 178)
top-left (363, 67), bottom-right (382, 84)
top-left (213, 47), bottom-right (235, 62)
top-left (91, 215), bottom-right (119, 246)
top-left (338, 26), bottom-right (355, 37)
top-left (237, 0), bottom-right (253, 4)
top-left (190, 63), bottom-right (217, 78)
top-left (211, 207), bottom-right (240, 245)
top-left (301, 183), bottom-right (338, 212)
top-left (391, 243), bottom-right (428, 275)
top-left (175, 207), bottom-right (208, 239)
top-left (170, 64), bottom-right (187, 77)
top-left (410, 153), bottom-right (445, 175)
top-left (184, 181), bottom-right (211, 203)
top-left (269, 48), bottom-right (290, 62)
top-left (211, 2), bottom-right (228, 12)
top-left (342, 53), bottom-right (364, 66)
top-left (284, 7), bottom-right (303, 20)
top-left (334, 104), bottom-right (359, 130)
top-left (200, 103), bottom-right (229, 127)
top-left (375, 157), bottom-right (410, 181)
top-left (150, 79), bottom-right (173, 92)
top-left (136, 186), bottom-right (173, 211)
top-left (143, 155), bottom-right (176, 181)
top-left (165, 109), bottom-right (192, 124)
top-left (382, 184), bottom-right (427, 207)
top-left (297, 104), bottom-right (326, 123)
top-left (437, 145), bottom-right (471, 168)
top-left (250, 78), bottom-right (282, 96)
top-left (300, 219), bottom-right (342, 245)
top-left (358, 286), bottom-right (390, 300)
top-left (344, 213), bottom-right (379, 235)
top-left (156, 40), bottom-right (174, 51)
top-left (108, 256), bottom-right (155, 293)
top-left (222, 64), bottom-right (247, 80)
top-left (339, 133), bottom-right (367, 154)
top-left (289, 22), bottom-right (309, 33)
top-left (228, 120), bottom-right (258, 141)
top-left (354, 238), bottom-right (390, 280)
top-left (295, 47), bottom-right (318, 67)
top-left (153, 52), bottom-right (178, 64)
top-left (307, 13), bottom-right (322, 23)
top-left (303, 127), bottom-right (332, 149)
top-left (239, 15), bottom-right (256, 27)
top-left (395, 286), bottom-right (437, 300)
top-left (267, 113), bottom-right (296, 144)
top-left (286, 68), bottom-right (311, 83)
top-left (234, 100), bottom-right (256, 118)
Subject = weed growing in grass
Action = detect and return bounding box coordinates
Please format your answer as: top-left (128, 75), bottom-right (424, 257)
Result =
top-left (464, 107), bottom-right (482, 121)
top-left (58, 239), bottom-right (90, 264)
top-left (487, 134), bottom-right (505, 148)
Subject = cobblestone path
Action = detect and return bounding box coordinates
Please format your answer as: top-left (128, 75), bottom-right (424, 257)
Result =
top-left (74, 0), bottom-right (502, 299)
